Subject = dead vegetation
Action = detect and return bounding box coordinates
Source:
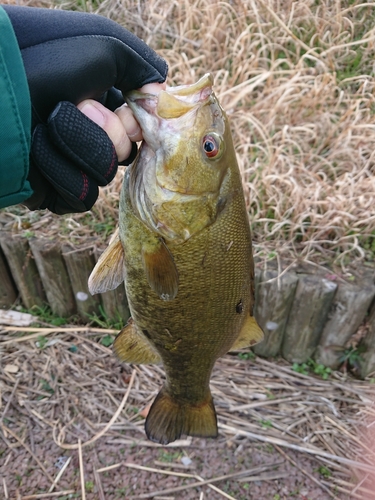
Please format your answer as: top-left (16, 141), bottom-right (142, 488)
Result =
top-left (2, 0), bottom-right (375, 268)
top-left (1, 325), bottom-right (375, 499)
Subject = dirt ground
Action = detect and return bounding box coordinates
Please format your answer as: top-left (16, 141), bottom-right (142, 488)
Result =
top-left (1, 327), bottom-right (373, 500)
top-left (2, 431), bottom-right (345, 500)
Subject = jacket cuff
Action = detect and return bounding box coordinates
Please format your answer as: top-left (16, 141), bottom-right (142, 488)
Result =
top-left (0, 5), bottom-right (32, 209)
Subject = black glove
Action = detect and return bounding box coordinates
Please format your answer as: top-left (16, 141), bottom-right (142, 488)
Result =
top-left (4, 6), bottom-right (168, 214)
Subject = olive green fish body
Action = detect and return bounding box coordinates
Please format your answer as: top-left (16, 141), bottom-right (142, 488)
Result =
top-left (121, 164), bottom-right (252, 375)
top-left (88, 74), bottom-right (263, 444)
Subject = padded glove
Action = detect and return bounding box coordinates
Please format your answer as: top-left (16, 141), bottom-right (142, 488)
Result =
top-left (4, 6), bottom-right (168, 214)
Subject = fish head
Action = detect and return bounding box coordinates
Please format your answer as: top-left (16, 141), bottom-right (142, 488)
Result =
top-left (124, 73), bottom-right (235, 242)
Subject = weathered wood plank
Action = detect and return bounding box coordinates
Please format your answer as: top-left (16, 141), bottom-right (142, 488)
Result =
top-left (254, 268), bottom-right (298, 358)
top-left (0, 246), bottom-right (18, 308)
top-left (281, 274), bottom-right (337, 363)
top-left (62, 246), bottom-right (102, 321)
top-left (315, 279), bottom-right (375, 369)
top-left (29, 238), bottom-right (76, 318)
top-left (0, 234), bottom-right (46, 309)
top-left (359, 305), bottom-right (375, 379)
top-left (100, 284), bottom-right (130, 324)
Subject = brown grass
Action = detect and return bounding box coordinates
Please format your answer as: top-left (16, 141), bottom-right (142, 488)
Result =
top-left (2, 0), bottom-right (375, 269)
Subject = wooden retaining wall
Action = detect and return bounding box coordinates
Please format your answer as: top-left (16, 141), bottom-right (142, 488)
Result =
top-left (1, 234), bottom-right (375, 379)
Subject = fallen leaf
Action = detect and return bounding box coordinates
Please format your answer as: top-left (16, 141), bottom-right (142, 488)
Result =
top-left (139, 403), bottom-right (152, 418)
top-left (4, 364), bottom-right (19, 373)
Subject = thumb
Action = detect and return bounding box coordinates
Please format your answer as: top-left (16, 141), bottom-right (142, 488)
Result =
top-left (78, 100), bottom-right (141, 162)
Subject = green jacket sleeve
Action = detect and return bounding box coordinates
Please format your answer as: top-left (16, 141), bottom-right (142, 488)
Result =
top-left (0, 5), bottom-right (32, 209)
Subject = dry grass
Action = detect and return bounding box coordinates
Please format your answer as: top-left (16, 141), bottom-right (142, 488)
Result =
top-left (2, 0), bottom-right (375, 269)
top-left (1, 325), bottom-right (375, 499)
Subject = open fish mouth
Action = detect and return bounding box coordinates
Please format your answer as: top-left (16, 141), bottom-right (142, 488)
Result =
top-left (123, 72), bottom-right (229, 244)
top-left (124, 73), bottom-right (214, 121)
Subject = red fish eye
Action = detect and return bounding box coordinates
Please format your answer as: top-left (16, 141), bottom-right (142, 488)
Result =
top-left (203, 135), bottom-right (219, 158)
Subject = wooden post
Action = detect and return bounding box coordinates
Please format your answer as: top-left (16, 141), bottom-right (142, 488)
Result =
top-left (281, 274), bottom-right (337, 364)
top-left (0, 234), bottom-right (46, 309)
top-left (315, 279), bottom-right (375, 369)
top-left (0, 246), bottom-right (17, 308)
top-left (62, 245), bottom-right (102, 321)
top-left (359, 302), bottom-right (375, 379)
top-left (254, 268), bottom-right (298, 358)
top-left (29, 238), bottom-right (76, 318)
top-left (100, 285), bottom-right (130, 324)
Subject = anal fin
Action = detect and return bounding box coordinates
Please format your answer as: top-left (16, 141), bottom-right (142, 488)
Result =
top-left (145, 386), bottom-right (218, 445)
top-left (88, 228), bottom-right (125, 295)
top-left (142, 238), bottom-right (178, 301)
top-left (113, 319), bottom-right (161, 364)
top-left (230, 315), bottom-right (264, 351)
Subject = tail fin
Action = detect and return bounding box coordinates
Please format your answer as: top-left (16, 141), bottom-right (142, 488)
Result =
top-left (145, 386), bottom-right (218, 445)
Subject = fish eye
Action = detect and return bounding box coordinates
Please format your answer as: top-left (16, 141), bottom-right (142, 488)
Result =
top-left (202, 133), bottom-right (223, 159)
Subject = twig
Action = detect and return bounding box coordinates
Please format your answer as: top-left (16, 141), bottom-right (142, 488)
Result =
top-left (126, 466), bottom-right (273, 499)
top-left (78, 439), bottom-right (86, 500)
top-left (325, 415), bottom-right (375, 457)
top-left (97, 461), bottom-right (239, 500)
top-left (274, 444), bottom-right (338, 499)
top-left (94, 467), bottom-right (105, 500)
top-left (321, 481), bottom-right (364, 500)
top-left (3, 478), bottom-right (8, 499)
top-left (237, 472), bottom-right (289, 482)
top-left (219, 423), bottom-right (375, 473)
top-left (1, 424), bottom-right (54, 484)
top-left (48, 456), bottom-right (71, 493)
top-left (54, 369), bottom-right (136, 449)
top-left (0, 326), bottom-right (118, 344)
top-left (0, 378), bottom-right (20, 423)
top-left (93, 450), bottom-right (106, 500)
top-left (98, 462), bottom-right (193, 477)
top-left (21, 490), bottom-right (75, 499)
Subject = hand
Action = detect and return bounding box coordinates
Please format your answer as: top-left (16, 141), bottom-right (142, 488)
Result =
top-left (77, 80), bottom-right (167, 163)
top-left (4, 6), bottom-right (168, 214)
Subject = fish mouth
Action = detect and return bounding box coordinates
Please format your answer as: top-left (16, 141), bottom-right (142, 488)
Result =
top-left (124, 73), bottom-right (214, 120)
top-left (124, 73), bottom-right (216, 197)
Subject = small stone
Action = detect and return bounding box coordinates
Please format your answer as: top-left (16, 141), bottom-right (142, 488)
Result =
top-left (4, 364), bottom-right (19, 373)
top-left (181, 456), bottom-right (192, 466)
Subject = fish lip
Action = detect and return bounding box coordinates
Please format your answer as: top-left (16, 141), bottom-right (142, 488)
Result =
top-left (166, 73), bottom-right (214, 97)
top-left (124, 73), bottom-right (214, 110)
top-left (124, 91), bottom-right (157, 103)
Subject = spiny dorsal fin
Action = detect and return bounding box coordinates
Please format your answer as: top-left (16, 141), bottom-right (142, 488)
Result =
top-left (113, 318), bottom-right (161, 364)
top-left (88, 228), bottom-right (125, 295)
top-left (142, 239), bottom-right (179, 301)
top-left (229, 315), bottom-right (264, 351)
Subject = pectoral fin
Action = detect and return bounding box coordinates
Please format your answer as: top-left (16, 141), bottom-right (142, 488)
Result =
top-left (113, 319), bottom-right (161, 364)
top-left (88, 229), bottom-right (125, 295)
top-left (142, 239), bottom-right (179, 301)
top-left (230, 315), bottom-right (264, 351)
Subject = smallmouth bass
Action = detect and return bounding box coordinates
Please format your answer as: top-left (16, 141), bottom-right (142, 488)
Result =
top-left (89, 73), bottom-right (263, 445)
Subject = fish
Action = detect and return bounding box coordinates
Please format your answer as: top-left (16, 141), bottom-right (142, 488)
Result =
top-left (88, 73), bottom-right (263, 445)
